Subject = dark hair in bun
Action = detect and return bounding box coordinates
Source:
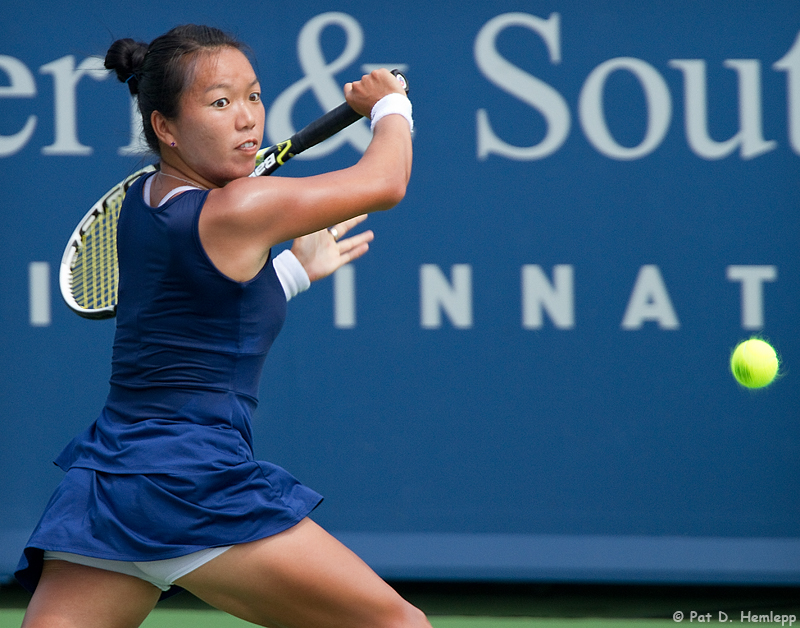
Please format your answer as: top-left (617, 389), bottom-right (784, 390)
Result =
top-left (105, 25), bottom-right (246, 155)
top-left (104, 38), bottom-right (148, 95)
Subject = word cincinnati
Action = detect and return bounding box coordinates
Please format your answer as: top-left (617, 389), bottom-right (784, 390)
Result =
top-left (331, 263), bottom-right (775, 330)
top-left (27, 263), bottom-right (776, 330)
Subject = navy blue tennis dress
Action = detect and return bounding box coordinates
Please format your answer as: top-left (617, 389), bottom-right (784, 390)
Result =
top-left (16, 172), bottom-right (322, 592)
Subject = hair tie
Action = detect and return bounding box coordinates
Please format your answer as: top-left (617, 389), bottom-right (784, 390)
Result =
top-left (125, 73), bottom-right (137, 84)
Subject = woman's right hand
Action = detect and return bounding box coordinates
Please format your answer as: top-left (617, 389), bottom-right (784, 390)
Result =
top-left (344, 69), bottom-right (408, 118)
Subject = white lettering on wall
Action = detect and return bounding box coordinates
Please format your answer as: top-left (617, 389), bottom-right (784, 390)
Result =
top-left (521, 264), bottom-right (574, 329)
top-left (474, 12), bottom-right (797, 161)
top-left (39, 55), bottom-right (107, 155)
top-left (0, 55), bottom-right (37, 157)
top-left (119, 96), bottom-right (148, 156)
top-left (773, 31), bottom-right (800, 155)
top-left (267, 12), bottom-right (371, 157)
top-left (1, 16), bottom-right (798, 161)
top-left (28, 262), bottom-right (51, 327)
top-left (579, 57), bottom-right (672, 160)
top-left (726, 265), bottom-right (777, 330)
top-left (333, 264), bottom-right (357, 328)
top-left (668, 59), bottom-right (775, 159)
top-left (474, 12), bottom-right (571, 160)
top-left (621, 265), bottom-right (680, 330)
top-left (420, 264), bottom-right (473, 329)
top-left (25, 261), bottom-right (777, 331)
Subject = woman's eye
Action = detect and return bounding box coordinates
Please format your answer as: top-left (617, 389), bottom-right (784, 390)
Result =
top-left (212, 98), bottom-right (230, 108)
top-left (249, 92), bottom-right (261, 103)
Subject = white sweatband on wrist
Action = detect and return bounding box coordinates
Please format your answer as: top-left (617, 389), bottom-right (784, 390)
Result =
top-left (370, 93), bottom-right (413, 133)
top-left (273, 250), bottom-right (310, 302)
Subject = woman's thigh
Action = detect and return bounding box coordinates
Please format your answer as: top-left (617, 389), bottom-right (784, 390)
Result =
top-left (176, 518), bottom-right (431, 628)
top-left (22, 560), bottom-right (161, 628)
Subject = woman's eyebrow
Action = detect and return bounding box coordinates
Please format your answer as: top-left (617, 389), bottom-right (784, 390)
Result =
top-left (204, 77), bottom-right (260, 93)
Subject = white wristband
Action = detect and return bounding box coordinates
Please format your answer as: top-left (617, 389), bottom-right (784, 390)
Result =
top-left (370, 93), bottom-right (413, 133)
top-left (273, 250), bottom-right (310, 302)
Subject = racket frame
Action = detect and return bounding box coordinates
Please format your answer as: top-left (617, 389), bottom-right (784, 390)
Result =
top-left (60, 165), bottom-right (156, 319)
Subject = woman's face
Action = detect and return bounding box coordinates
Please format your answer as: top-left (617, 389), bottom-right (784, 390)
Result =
top-left (170, 46), bottom-right (265, 186)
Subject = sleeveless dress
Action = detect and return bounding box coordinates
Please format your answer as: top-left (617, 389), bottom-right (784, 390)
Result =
top-left (15, 172), bottom-right (323, 592)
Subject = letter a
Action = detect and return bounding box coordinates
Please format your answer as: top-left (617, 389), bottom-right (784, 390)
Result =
top-left (621, 265), bottom-right (680, 330)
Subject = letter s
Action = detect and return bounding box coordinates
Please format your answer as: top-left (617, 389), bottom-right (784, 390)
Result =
top-left (474, 12), bottom-right (570, 160)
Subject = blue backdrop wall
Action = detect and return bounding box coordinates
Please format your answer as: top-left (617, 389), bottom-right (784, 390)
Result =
top-left (1, 0), bottom-right (799, 585)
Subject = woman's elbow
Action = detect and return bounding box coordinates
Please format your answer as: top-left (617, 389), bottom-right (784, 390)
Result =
top-left (386, 177), bottom-right (408, 208)
top-left (376, 169), bottom-right (410, 210)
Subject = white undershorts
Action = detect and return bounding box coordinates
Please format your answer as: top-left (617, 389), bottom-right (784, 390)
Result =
top-left (42, 546), bottom-right (233, 591)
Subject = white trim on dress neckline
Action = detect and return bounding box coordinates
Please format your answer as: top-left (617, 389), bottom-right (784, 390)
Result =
top-left (143, 173), bottom-right (202, 208)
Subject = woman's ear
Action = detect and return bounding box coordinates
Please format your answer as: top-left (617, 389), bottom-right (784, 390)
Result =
top-left (151, 110), bottom-right (177, 149)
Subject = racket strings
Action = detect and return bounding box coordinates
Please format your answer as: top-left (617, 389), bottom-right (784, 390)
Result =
top-left (71, 193), bottom-right (121, 310)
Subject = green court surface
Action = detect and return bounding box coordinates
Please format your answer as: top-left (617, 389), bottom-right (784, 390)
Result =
top-left (0, 611), bottom-right (718, 627)
top-left (135, 614), bottom-right (702, 627)
top-left (2, 582), bottom-right (799, 627)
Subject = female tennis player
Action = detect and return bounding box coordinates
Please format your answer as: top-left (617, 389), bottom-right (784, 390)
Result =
top-left (17, 24), bottom-right (426, 628)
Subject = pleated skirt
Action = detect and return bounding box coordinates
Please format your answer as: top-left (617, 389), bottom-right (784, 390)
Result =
top-left (15, 459), bottom-right (322, 593)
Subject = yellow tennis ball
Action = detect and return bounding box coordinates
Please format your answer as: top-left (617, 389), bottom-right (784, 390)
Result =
top-left (730, 338), bottom-right (779, 389)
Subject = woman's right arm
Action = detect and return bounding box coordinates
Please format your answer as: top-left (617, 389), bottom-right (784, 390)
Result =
top-left (199, 69), bottom-right (412, 282)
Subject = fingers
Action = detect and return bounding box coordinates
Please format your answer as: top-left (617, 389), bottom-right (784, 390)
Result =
top-left (328, 214), bottom-right (369, 241)
top-left (344, 69), bottom-right (405, 116)
top-left (341, 213), bottom-right (369, 229)
top-left (364, 68), bottom-right (405, 94)
top-left (330, 221), bottom-right (373, 266)
top-left (339, 238), bottom-right (369, 266)
top-left (337, 229), bottom-right (374, 253)
top-left (340, 241), bottom-right (371, 264)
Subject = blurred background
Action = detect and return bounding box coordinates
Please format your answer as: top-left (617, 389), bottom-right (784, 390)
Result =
top-left (1, 0), bottom-right (798, 613)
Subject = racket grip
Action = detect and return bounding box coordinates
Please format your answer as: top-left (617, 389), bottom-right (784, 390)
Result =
top-left (291, 102), bottom-right (361, 154)
top-left (291, 70), bottom-right (409, 153)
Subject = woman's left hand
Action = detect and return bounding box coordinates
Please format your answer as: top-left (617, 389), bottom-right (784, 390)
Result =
top-left (290, 215), bottom-right (375, 283)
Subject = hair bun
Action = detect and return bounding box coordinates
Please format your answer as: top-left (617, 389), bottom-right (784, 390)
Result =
top-left (105, 38), bottom-right (148, 94)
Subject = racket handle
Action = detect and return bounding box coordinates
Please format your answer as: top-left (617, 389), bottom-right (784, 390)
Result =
top-left (292, 102), bottom-right (361, 153)
top-left (292, 70), bottom-right (409, 153)
top-left (251, 70), bottom-right (409, 177)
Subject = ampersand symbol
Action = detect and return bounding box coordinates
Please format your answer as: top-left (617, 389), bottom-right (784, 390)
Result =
top-left (267, 12), bottom-right (372, 157)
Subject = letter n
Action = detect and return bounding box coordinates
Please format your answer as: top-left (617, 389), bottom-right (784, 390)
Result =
top-left (420, 264), bottom-right (473, 329)
top-left (521, 264), bottom-right (574, 329)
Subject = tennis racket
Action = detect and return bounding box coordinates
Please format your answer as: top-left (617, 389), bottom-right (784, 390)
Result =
top-left (60, 70), bottom-right (408, 319)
